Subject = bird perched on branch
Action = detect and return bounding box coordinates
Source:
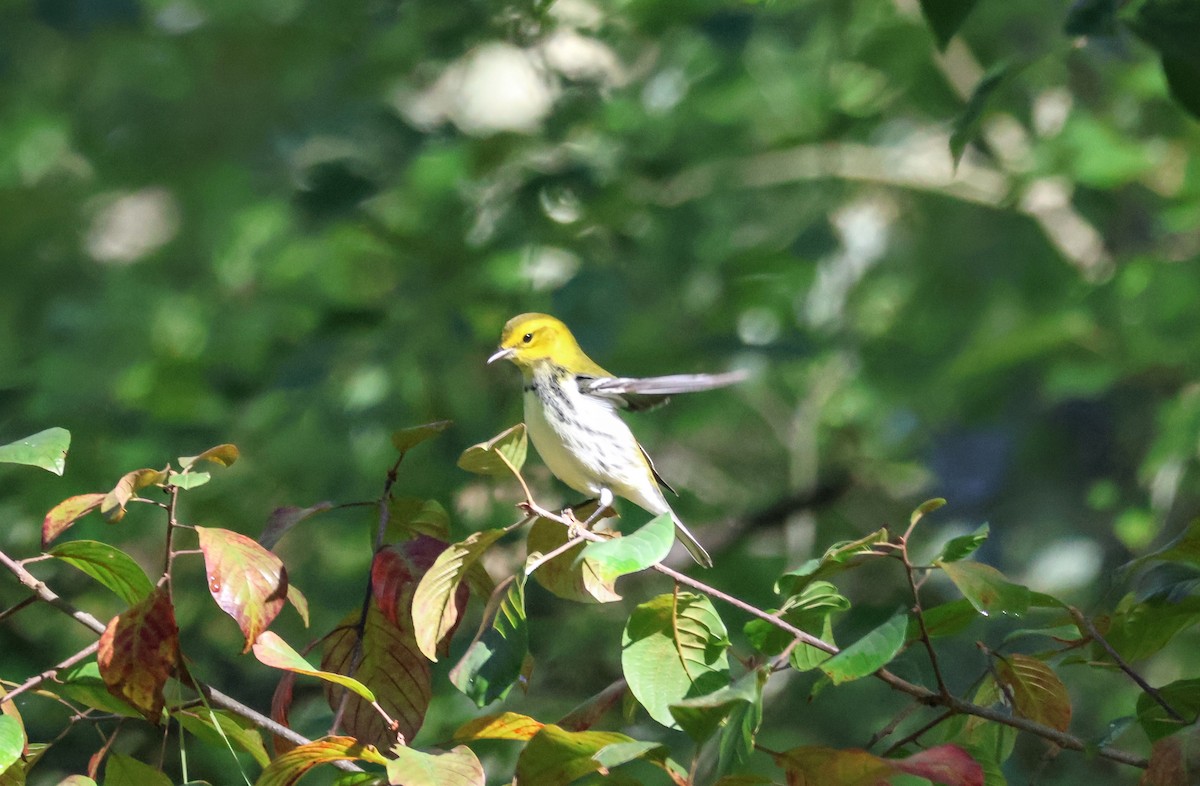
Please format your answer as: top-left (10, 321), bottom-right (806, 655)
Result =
top-left (487, 312), bottom-right (746, 567)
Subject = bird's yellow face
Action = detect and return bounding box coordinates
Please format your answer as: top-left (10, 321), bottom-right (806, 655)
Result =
top-left (487, 313), bottom-right (577, 371)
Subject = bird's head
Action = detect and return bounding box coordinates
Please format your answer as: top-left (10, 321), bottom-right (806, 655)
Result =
top-left (487, 313), bottom-right (590, 373)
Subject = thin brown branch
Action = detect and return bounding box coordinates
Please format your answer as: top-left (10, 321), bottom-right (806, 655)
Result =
top-left (515, 501), bottom-right (1151, 770)
top-left (0, 547), bottom-right (360, 771)
top-left (881, 710), bottom-right (955, 757)
top-left (1, 641), bottom-right (99, 705)
top-left (898, 541), bottom-right (949, 697)
top-left (1068, 605), bottom-right (1184, 722)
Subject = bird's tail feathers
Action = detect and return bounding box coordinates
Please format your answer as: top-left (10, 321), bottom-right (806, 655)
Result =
top-left (671, 513), bottom-right (713, 568)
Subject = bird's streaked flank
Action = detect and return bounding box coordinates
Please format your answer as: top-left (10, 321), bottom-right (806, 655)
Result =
top-left (488, 312), bottom-right (746, 568)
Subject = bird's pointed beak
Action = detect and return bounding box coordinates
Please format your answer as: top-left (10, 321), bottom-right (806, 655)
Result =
top-left (487, 347), bottom-right (515, 365)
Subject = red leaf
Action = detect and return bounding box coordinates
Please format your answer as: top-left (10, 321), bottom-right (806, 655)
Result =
top-left (196, 526), bottom-right (288, 653)
top-left (372, 536), bottom-right (466, 648)
top-left (96, 587), bottom-right (178, 722)
top-left (321, 603), bottom-right (431, 748)
top-left (42, 493), bottom-right (105, 547)
top-left (893, 745), bottom-right (984, 786)
top-left (270, 671), bottom-right (298, 757)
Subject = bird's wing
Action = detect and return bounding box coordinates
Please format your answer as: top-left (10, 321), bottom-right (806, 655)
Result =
top-left (637, 442), bottom-right (677, 496)
top-left (578, 370), bottom-right (748, 412)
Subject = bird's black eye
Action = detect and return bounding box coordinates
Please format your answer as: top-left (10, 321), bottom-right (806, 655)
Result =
top-left (522, 332), bottom-right (533, 343)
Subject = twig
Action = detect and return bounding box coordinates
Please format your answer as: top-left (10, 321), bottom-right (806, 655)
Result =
top-left (1, 641), bottom-right (99, 705)
top-left (866, 701), bottom-right (924, 750)
top-left (898, 540), bottom-right (949, 697)
top-left (881, 710), bottom-right (955, 757)
top-left (0, 547), bottom-right (362, 772)
top-left (512, 501), bottom-right (1151, 770)
top-left (1068, 606), bottom-right (1184, 722)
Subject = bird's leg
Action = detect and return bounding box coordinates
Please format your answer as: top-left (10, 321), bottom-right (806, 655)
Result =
top-left (580, 488), bottom-right (614, 529)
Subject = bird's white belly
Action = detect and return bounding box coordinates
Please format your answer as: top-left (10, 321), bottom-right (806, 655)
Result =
top-left (524, 389), bottom-right (606, 496)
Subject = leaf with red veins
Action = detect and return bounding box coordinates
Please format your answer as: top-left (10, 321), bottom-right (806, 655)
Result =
top-left (97, 587), bottom-right (179, 722)
top-left (197, 526), bottom-right (288, 652)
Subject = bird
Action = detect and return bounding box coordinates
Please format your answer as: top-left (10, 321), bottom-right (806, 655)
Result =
top-left (487, 312), bottom-right (747, 568)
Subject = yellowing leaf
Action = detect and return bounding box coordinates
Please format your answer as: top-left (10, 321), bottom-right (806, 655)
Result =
top-left (255, 736), bottom-right (388, 786)
top-left (995, 653), bottom-right (1072, 732)
top-left (196, 526), bottom-right (288, 653)
top-left (101, 468), bottom-right (167, 522)
top-left (178, 443), bottom-right (239, 469)
top-left (42, 493), bottom-right (105, 547)
top-left (252, 631), bottom-right (375, 703)
top-left (385, 744), bottom-right (485, 786)
top-left (411, 529), bottom-right (505, 661)
top-left (452, 712), bottom-right (545, 742)
top-left (456, 424), bottom-right (527, 478)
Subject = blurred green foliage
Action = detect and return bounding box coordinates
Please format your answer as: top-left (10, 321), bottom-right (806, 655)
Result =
top-left (3, 0), bottom-right (1200, 782)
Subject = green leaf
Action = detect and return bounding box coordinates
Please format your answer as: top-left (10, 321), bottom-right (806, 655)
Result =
top-left (104, 754), bottom-right (173, 786)
top-left (168, 470), bottom-right (210, 489)
top-left (49, 540), bottom-right (154, 605)
top-left (576, 512), bottom-right (674, 582)
top-left (776, 528), bottom-right (889, 596)
top-left (0, 427), bottom-right (70, 475)
top-left (910, 497), bottom-right (947, 528)
top-left (950, 62), bottom-right (1018, 166)
top-left (391, 420), bottom-right (453, 453)
top-left (621, 592), bottom-right (730, 728)
top-left (384, 744), bottom-right (485, 786)
top-left (773, 744), bottom-right (983, 786)
top-left (174, 708), bottom-right (270, 767)
top-left (525, 512), bottom-right (620, 604)
top-left (937, 523), bottom-right (990, 563)
top-left (456, 424), bottom-right (527, 478)
top-left (57, 661), bottom-right (143, 717)
top-left (744, 581), bottom-right (847, 669)
top-left (820, 612), bottom-right (908, 685)
top-left (1137, 678), bottom-right (1200, 741)
top-left (918, 0), bottom-right (981, 49)
top-left (915, 599), bottom-right (980, 640)
top-left (0, 715), bottom-right (23, 775)
top-left (590, 740), bottom-right (666, 770)
top-left (670, 669), bottom-right (764, 774)
top-left (1102, 596), bottom-right (1200, 662)
top-left (514, 725), bottom-right (637, 786)
top-left (42, 493), bottom-right (105, 547)
top-left (384, 497), bottom-right (452, 543)
top-left (256, 737), bottom-right (389, 786)
top-left (940, 560), bottom-right (1031, 617)
top-left (450, 575), bottom-right (529, 707)
top-left (252, 631), bottom-right (376, 703)
top-left (411, 528), bottom-right (505, 661)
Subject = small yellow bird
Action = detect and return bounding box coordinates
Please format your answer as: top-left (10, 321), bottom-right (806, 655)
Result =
top-left (487, 313), bottom-right (746, 568)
